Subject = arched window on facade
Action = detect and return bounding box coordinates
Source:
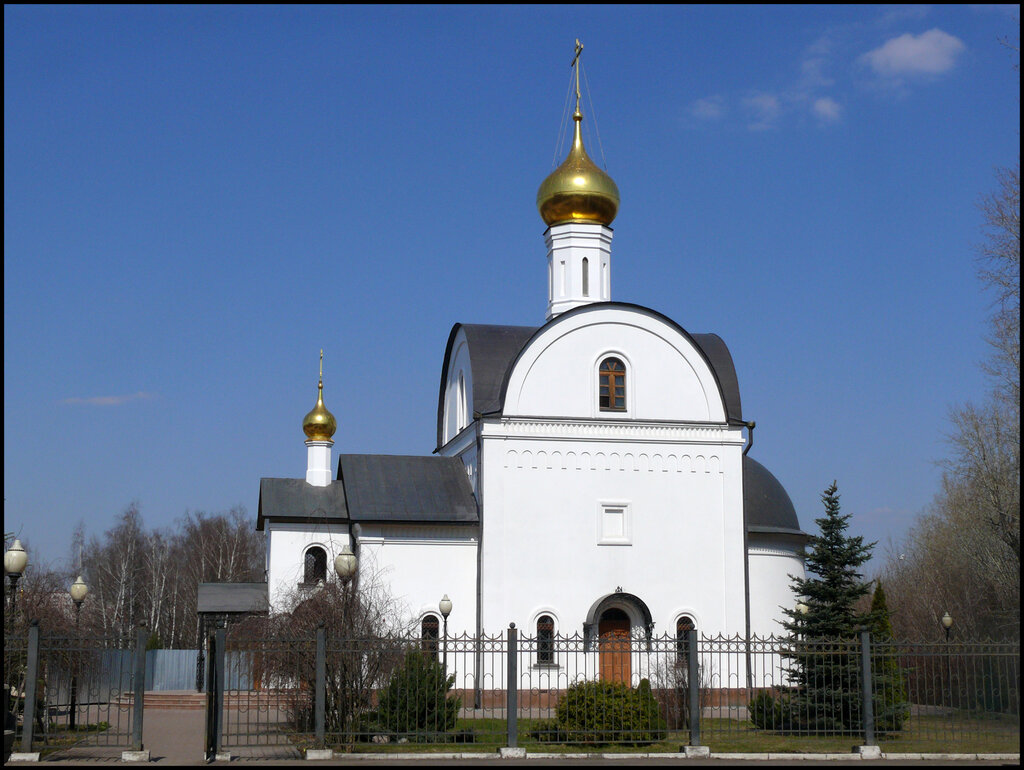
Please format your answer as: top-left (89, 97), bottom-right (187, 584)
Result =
top-left (599, 357), bottom-right (626, 412)
top-left (303, 546), bottom-right (327, 586)
top-left (675, 615), bottom-right (695, 665)
top-left (537, 615), bottom-right (555, 665)
top-left (456, 371), bottom-right (467, 432)
top-left (421, 614), bottom-right (440, 655)
top-left (582, 257), bottom-right (590, 296)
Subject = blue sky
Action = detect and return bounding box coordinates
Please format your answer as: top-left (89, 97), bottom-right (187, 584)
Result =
top-left (4, 5), bottom-right (1020, 572)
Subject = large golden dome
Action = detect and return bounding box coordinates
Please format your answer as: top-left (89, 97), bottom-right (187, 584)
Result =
top-left (537, 110), bottom-right (619, 227)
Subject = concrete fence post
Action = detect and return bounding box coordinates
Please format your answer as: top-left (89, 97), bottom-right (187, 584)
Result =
top-left (214, 624), bottom-right (226, 757)
top-left (506, 623), bottom-right (518, 748)
top-left (315, 624), bottom-right (326, 749)
top-left (688, 627), bottom-right (700, 748)
top-left (20, 621), bottom-right (40, 754)
top-left (132, 623), bottom-right (147, 751)
top-left (860, 629), bottom-right (875, 747)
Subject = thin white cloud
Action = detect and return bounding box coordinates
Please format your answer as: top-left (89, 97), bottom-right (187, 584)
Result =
top-left (797, 56), bottom-right (834, 91)
top-left (61, 391), bottom-right (157, 406)
top-left (690, 96), bottom-right (725, 120)
top-left (877, 6), bottom-right (931, 27)
top-left (861, 28), bottom-right (966, 77)
top-left (743, 93), bottom-right (781, 131)
top-left (813, 96), bottom-right (842, 122)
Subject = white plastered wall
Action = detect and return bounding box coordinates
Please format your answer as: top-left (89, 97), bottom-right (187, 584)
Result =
top-left (356, 524), bottom-right (479, 638)
top-left (478, 306), bottom-right (747, 641)
top-left (748, 536), bottom-right (805, 636)
top-left (502, 306), bottom-right (727, 423)
top-left (266, 521), bottom-right (352, 612)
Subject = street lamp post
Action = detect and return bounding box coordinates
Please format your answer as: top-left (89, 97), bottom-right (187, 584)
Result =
top-left (69, 576), bottom-right (88, 730)
top-left (942, 611), bottom-right (954, 736)
top-left (334, 545), bottom-right (358, 624)
top-left (438, 595), bottom-right (452, 675)
top-left (4, 539), bottom-right (28, 622)
top-left (333, 545), bottom-right (358, 585)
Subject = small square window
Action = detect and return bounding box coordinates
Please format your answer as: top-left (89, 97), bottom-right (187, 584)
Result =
top-left (598, 502), bottom-right (632, 545)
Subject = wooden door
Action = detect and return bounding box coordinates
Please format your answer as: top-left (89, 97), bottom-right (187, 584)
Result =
top-left (598, 609), bottom-right (631, 684)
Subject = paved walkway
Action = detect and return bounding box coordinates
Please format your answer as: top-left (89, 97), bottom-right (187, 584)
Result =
top-left (19, 709), bottom-right (1021, 765)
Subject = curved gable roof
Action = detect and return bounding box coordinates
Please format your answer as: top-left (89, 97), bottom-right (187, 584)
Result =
top-left (435, 304), bottom-right (744, 450)
top-left (436, 323), bottom-right (538, 448)
top-left (691, 333), bottom-right (742, 423)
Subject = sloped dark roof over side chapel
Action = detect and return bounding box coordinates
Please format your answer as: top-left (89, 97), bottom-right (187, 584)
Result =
top-left (338, 454), bottom-right (478, 524)
top-left (259, 456), bottom-right (478, 530)
top-left (257, 477), bottom-right (348, 531)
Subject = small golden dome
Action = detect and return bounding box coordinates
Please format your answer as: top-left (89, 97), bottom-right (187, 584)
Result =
top-left (303, 380), bottom-right (337, 442)
top-left (303, 353), bottom-right (337, 442)
top-left (537, 111), bottom-right (619, 227)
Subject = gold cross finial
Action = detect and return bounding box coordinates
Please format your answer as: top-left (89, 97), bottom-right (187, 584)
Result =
top-left (319, 349), bottom-right (324, 384)
top-left (570, 39), bottom-right (584, 115)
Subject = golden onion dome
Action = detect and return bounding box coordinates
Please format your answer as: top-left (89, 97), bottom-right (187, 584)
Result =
top-left (537, 110), bottom-right (619, 227)
top-left (302, 369), bottom-right (337, 442)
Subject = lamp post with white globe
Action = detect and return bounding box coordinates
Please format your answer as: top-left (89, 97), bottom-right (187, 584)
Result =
top-left (69, 576), bottom-right (88, 729)
top-left (334, 544), bottom-right (358, 627)
top-left (942, 611), bottom-right (954, 733)
top-left (333, 545), bottom-right (358, 585)
top-left (4, 539), bottom-right (28, 623)
top-left (438, 595), bottom-right (452, 675)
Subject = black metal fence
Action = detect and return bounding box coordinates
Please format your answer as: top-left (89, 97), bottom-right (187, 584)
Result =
top-left (5, 621), bottom-right (1017, 757)
top-left (3, 621), bottom-right (146, 756)
top-left (198, 624), bottom-right (1019, 755)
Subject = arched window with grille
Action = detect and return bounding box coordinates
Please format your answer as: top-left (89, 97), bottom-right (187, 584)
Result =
top-left (421, 614), bottom-right (440, 655)
top-left (599, 357), bottom-right (627, 412)
top-left (537, 615), bottom-right (555, 665)
top-left (303, 546), bottom-right (327, 586)
top-left (675, 615), bottom-right (695, 664)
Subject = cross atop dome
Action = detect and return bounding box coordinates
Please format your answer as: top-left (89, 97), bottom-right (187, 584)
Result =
top-left (536, 39), bottom-right (620, 228)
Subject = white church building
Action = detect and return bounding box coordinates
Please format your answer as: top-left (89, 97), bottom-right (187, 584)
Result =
top-left (255, 64), bottom-right (806, 665)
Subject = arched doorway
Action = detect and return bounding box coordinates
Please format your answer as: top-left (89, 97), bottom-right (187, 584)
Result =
top-left (598, 608), bottom-right (631, 684)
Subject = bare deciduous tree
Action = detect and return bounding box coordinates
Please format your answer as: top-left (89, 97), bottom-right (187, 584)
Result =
top-left (880, 160), bottom-right (1019, 639)
top-left (70, 504), bottom-right (264, 646)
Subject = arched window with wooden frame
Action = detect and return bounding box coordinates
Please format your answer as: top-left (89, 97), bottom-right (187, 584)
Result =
top-left (536, 615), bottom-right (555, 665)
top-left (303, 546), bottom-right (327, 586)
top-left (599, 357), bottom-right (627, 412)
top-left (421, 614), bottom-right (440, 655)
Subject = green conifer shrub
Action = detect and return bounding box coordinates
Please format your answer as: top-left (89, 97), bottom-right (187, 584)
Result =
top-left (868, 582), bottom-right (909, 732)
top-left (372, 649), bottom-right (459, 739)
top-left (554, 679), bottom-right (666, 745)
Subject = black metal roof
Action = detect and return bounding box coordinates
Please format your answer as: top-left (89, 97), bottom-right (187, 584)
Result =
top-left (338, 454), bottom-right (479, 524)
top-left (435, 323), bottom-right (538, 448)
top-left (197, 582), bottom-right (269, 614)
top-left (436, 304), bottom-right (744, 449)
top-left (691, 333), bottom-right (742, 423)
top-left (256, 477), bottom-right (348, 531)
top-left (743, 455), bottom-right (805, 536)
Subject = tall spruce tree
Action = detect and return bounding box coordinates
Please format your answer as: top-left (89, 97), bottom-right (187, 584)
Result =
top-left (780, 482), bottom-right (875, 734)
